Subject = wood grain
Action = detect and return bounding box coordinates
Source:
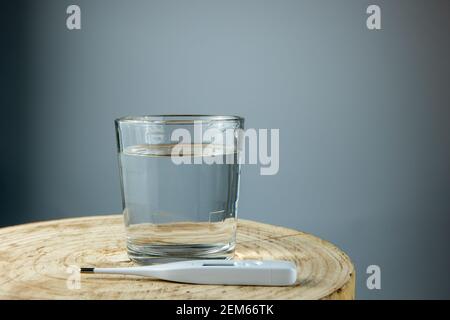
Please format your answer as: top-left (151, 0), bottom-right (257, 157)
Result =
top-left (0, 215), bottom-right (355, 299)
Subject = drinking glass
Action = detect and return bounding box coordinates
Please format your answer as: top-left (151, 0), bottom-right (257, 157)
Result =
top-left (115, 115), bottom-right (244, 264)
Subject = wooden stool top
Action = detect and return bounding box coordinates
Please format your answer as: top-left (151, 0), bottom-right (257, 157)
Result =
top-left (0, 215), bottom-right (354, 299)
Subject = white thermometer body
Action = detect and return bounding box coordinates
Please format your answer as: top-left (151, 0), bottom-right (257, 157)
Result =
top-left (81, 260), bottom-right (297, 286)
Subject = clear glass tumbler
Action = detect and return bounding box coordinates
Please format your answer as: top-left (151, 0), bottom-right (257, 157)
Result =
top-left (115, 115), bottom-right (244, 264)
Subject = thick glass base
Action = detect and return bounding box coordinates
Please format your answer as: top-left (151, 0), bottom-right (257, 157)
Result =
top-left (127, 241), bottom-right (235, 264)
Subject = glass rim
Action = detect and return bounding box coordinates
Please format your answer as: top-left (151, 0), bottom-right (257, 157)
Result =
top-left (115, 114), bottom-right (244, 125)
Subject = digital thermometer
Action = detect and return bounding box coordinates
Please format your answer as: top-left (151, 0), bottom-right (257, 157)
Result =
top-left (81, 260), bottom-right (297, 286)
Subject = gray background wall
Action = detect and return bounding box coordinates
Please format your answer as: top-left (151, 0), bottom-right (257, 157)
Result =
top-left (2, 0), bottom-right (450, 299)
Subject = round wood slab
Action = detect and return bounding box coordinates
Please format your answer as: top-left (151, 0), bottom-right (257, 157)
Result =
top-left (0, 215), bottom-right (355, 299)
